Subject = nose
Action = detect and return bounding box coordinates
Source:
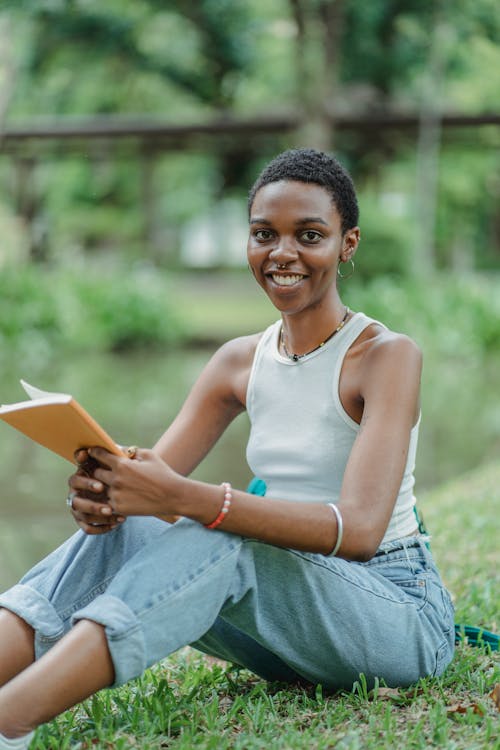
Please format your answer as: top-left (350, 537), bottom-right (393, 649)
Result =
top-left (270, 236), bottom-right (298, 264)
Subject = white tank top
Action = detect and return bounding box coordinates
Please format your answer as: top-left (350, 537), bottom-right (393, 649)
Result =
top-left (246, 312), bottom-right (419, 545)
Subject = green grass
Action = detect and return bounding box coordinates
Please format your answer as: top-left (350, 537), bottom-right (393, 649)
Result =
top-left (31, 463), bottom-right (500, 749)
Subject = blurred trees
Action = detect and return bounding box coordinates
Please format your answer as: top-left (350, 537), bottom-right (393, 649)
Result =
top-left (0, 0), bottom-right (499, 275)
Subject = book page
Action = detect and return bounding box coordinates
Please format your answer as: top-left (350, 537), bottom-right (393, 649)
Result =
top-left (20, 379), bottom-right (69, 401)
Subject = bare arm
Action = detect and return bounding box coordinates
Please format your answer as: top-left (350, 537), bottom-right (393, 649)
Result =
top-left (336, 333), bottom-right (422, 558)
top-left (152, 335), bottom-right (254, 476)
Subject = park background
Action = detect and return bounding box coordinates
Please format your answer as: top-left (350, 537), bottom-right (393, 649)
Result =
top-left (0, 2), bottom-right (498, 747)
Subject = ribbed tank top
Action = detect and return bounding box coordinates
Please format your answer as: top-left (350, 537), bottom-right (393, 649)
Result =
top-left (246, 312), bottom-right (419, 545)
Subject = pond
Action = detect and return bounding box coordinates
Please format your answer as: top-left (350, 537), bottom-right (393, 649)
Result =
top-left (1, 346), bottom-right (499, 589)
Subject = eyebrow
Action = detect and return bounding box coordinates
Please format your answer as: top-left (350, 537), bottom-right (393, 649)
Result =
top-left (249, 217), bottom-right (329, 226)
top-left (296, 217), bottom-right (329, 226)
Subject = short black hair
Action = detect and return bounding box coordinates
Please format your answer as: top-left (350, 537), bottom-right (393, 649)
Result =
top-left (248, 148), bottom-right (359, 234)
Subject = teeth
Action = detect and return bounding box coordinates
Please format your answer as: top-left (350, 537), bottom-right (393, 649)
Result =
top-left (272, 274), bottom-right (304, 286)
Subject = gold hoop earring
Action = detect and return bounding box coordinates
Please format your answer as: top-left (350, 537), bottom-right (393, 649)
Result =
top-left (337, 259), bottom-right (355, 280)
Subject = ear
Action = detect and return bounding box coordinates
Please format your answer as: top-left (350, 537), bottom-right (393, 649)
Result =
top-left (341, 227), bottom-right (360, 263)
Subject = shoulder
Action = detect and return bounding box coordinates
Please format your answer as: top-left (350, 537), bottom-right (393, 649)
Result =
top-left (356, 323), bottom-right (422, 419)
top-left (361, 324), bottom-right (422, 372)
top-left (348, 315), bottom-right (421, 370)
top-left (343, 318), bottom-right (421, 406)
top-left (211, 332), bottom-right (263, 370)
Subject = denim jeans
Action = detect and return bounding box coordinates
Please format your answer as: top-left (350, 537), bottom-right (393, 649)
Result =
top-left (0, 517), bottom-right (455, 691)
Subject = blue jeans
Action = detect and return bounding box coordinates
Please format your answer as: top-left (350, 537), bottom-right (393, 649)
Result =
top-left (0, 517), bottom-right (455, 691)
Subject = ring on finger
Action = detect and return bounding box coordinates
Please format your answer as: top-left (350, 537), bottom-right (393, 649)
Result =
top-left (66, 491), bottom-right (77, 510)
top-left (127, 445), bottom-right (138, 459)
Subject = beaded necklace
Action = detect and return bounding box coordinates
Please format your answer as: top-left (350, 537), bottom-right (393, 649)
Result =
top-left (280, 307), bottom-right (350, 362)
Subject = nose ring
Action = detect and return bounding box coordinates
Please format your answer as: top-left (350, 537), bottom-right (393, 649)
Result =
top-left (276, 263), bottom-right (288, 269)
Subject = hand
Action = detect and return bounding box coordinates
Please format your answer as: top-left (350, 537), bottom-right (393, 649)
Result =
top-left (67, 449), bottom-right (125, 535)
top-left (88, 446), bottom-right (182, 522)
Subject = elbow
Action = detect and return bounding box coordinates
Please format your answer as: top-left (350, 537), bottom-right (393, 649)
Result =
top-left (324, 538), bottom-right (378, 562)
top-left (351, 546), bottom-right (378, 563)
top-left (324, 506), bottom-right (385, 561)
top-left (345, 522), bottom-right (383, 562)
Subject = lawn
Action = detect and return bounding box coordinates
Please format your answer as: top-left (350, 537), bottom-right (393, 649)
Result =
top-left (32, 462), bottom-right (499, 749)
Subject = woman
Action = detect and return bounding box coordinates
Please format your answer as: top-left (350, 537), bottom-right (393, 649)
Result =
top-left (0, 148), bottom-right (454, 749)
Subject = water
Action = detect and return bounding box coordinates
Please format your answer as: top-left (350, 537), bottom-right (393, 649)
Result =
top-left (1, 347), bottom-right (499, 589)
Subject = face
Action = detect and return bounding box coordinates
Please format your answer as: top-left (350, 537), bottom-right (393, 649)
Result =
top-left (247, 180), bottom-right (359, 315)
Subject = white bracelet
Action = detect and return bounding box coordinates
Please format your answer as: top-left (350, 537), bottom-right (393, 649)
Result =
top-left (205, 482), bottom-right (233, 529)
top-left (326, 503), bottom-right (343, 556)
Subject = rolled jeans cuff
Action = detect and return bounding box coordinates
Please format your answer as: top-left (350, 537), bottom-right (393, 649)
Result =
top-left (73, 594), bottom-right (146, 687)
top-left (0, 584), bottom-right (65, 658)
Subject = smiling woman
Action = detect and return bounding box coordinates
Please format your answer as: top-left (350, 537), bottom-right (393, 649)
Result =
top-left (0, 148), bottom-right (455, 749)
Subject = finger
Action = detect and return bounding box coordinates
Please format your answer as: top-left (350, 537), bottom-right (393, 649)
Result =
top-left (88, 447), bottom-right (117, 468)
top-left (128, 447), bottom-right (147, 462)
top-left (126, 445), bottom-right (148, 461)
top-left (68, 476), bottom-right (109, 505)
top-left (92, 467), bottom-right (114, 486)
top-left (74, 448), bottom-right (89, 465)
top-left (70, 495), bottom-right (114, 518)
top-left (74, 452), bottom-right (102, 479)
top-left (68, 474), bottom-right (105, 495)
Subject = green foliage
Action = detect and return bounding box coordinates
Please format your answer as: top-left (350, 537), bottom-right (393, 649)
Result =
top-left (44, 159), bottom-right (144, 256)
top-left (344, 273), bottom-right (500, 356)
top-left (435, 143), bottom-right (500, 270)
top-left (0, 265), bottom-right (60, 341)
top-left (342, 0), bottom-right (434, 96)
top-left (355, 192), bottom-right (411, 280)
top-left (0, 265), bottom-right (184, 367)
top-left (0, 266), bottom-right (62, 368)
top-left (342, 0), bottom-right (500, 103)
top-left (67, 269), bottom-right (183, 352)
top-left (8, 0), bottom-right (254, 113)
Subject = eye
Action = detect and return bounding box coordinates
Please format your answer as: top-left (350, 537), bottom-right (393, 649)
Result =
top-left (299, 230), bottom-right (323, 243)
top-left (253, 229), bottom-right (274, 242)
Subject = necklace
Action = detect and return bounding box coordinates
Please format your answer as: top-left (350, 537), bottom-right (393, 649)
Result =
top-left (280, 307), bottom-right (350, 362)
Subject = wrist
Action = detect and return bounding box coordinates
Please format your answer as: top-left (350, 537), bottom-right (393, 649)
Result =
top-left (170, 473), bottom-right (190, 516)
top-left (174, 477), bottom-right (227, 526)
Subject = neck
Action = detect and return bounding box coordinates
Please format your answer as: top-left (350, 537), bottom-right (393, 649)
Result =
top-left (280, 301), bottom-right (349, 357)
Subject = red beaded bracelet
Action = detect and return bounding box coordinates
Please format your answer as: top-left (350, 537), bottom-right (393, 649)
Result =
top-left (205, 482), bottom-right (233, 529)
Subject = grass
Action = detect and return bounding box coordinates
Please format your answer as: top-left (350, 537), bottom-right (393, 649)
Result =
top-left (30, 463), bottom-right (499, 749)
